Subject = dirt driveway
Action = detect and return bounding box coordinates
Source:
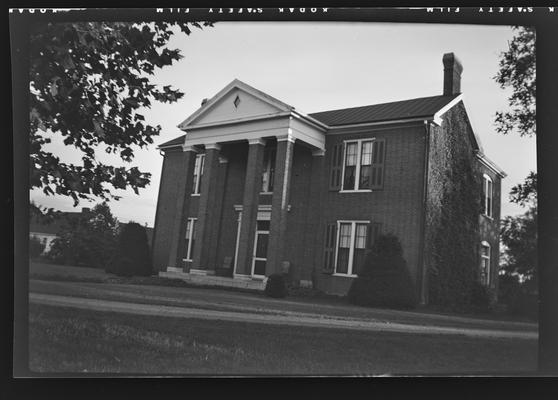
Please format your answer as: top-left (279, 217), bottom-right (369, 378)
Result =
top-left (29, 276), bottom-right (538, 340)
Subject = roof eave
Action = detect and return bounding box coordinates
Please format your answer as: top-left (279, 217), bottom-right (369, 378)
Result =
top-left (476, 151), bottom-right (507, 178)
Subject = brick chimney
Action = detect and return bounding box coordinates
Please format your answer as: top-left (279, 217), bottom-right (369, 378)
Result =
top-left (442, 52), bottom-right (463, 96)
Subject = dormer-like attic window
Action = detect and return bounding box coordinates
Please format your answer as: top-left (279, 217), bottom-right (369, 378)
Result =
top-left (234, 95), bottom-right (241, 108)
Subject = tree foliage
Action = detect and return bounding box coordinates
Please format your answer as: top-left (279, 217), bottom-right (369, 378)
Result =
top-left (494, 26), bottom-right (536, 138)
top-left (47, 202), bottom-right (119, 267)
top-left (495, 26), bottom-right (537, 208)
top-left (106, 222), bottom-right (152, 277)
top-left (29, 236), bottom-right (46, 259)
top-left (29, 21), bottom-right (212, 205)
top-left (509, 170), bottom-right (537, 207)
top-left (500, 206), bottom-right (538, 287)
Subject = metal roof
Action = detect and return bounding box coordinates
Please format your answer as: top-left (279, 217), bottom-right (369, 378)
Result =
top-left (159, 135), bottom-right (186, 149)
top-left (308, 94), bottom-right (461, 127)
top-left (158, 93), bottom-right (462, 148)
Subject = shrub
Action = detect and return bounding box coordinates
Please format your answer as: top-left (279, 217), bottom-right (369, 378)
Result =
top-left (467, 281), bottom-right (491, 314)
top-left (498, 274), bottom-right (538, 320)
top-left (29, 236), bottom-right (46, 259)
top-left (264, 273), bottom-right (287, 298)
top-left (348, 234), bottom-right (417, 310)
top-left (107, 222), bottom-right (152, 277)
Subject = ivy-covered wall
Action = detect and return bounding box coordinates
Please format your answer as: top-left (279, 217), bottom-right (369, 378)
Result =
top-left (478, 163), bottom-right (502, 301)
top-left (424, 102), bottom-right (486, 311)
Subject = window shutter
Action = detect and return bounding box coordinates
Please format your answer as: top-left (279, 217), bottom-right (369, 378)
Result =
top-left (329, 144), bottom-right (343, 191)
top-left (370, 139), bottom-right (386, 190)
top-left (366, 222), bottom-right (382, 250)
top-left (323, 222), bottom-right (337, 273)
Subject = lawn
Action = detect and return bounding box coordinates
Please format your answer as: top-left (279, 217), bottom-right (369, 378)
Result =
top-left (29, 303), bottom-right (537, 376)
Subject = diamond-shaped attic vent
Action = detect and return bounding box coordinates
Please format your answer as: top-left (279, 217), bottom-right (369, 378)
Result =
top-left (233, 95), bottom-right (241, 108)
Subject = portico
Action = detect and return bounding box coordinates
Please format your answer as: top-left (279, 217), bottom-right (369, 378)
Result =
top-left (154, 79), bottom-right (326, 286)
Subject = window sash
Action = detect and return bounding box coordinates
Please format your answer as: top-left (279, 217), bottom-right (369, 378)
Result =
top-left (193, 154), bottom-right (205, 195)
top-left (483, 175), bottom-right (493, 218)
top-left (480, 244), bottom-right (491, 286)
top-left (261, 147), bottom-right (276, 193)
top-left (342, 140), bottom-right (375, 191)
top-left (184, 218), bottom-right (197, 261)
top-left (334, 221), bottom-right (369, 276)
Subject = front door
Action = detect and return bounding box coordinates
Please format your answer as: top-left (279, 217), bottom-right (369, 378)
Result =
top-left (251, 220), bottom-right (270, 277)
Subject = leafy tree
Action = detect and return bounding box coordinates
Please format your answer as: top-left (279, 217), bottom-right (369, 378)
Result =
top-left (494, 26), bottom-right (535, 138)
top-left (30, 21), bottom-right (212, 206)
top-left (500, 205), bottom-right (538, 288)
top-left (107, 222), bottom-right (151, 277)
top-left (509, 170), bottom-right (537, 207)
top-left (46, 202), bottom-right (119, 267)
top-left (494, 26), bottom-right (536, 205)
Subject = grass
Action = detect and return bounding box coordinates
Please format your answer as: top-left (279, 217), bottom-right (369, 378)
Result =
top-left (28, 303), bottom-right (537, 375)
top-left (30, 272), bottom-right (264, 294)
top-left (29, 261), bottom-right (537, 323)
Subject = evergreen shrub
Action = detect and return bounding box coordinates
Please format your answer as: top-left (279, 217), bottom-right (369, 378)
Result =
top-left (264, 273), bottom-right (287, 298)
top-left (348, 234), bottom-right (417, 309)
top-left (107, 222), bottom-right (152, 277)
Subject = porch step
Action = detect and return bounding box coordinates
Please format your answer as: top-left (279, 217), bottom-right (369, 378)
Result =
top-left (159, 270), bottom-right (266, 291)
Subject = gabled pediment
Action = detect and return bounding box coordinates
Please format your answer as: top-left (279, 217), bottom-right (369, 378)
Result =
top-left (178, 79), bottom-right (294, 129)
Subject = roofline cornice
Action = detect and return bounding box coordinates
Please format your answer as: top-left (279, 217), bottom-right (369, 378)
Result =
top-left (476, 151), bottom-right (507, 178)
top-left (324, 117), bottom-right (430, 134)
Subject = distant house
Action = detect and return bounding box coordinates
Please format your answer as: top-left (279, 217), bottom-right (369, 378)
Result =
top-left (29, 208), bottom-right (90, 254)
top-left (151, 52), bottom-right (505, 303)
top-left (29, 207), bottom-right (154, 254)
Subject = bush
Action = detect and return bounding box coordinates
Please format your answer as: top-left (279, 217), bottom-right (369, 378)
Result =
top-left (264, 273), bottom-right (287, 298)
top-left (467, 281), bottom-right (491, 314)
top-left (29, 236), bottom-right (46, 259)
top-left (348, 234), bottom-right (417, 310)
top-left (498, 274), bottom-right (538, 320)
top-left (106, 222), bottom-right (152, 277)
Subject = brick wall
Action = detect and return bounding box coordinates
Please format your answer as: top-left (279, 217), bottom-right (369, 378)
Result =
top-left (283, 144), bottom-right (313, 282)
top-left (314, 123), bottom-right (427, 295)
top-left (152, 149), bottom-right (189, 272)
top-left (424, 102), bottom-right (487, 307)
top-left (214, 143), bottom-right (248, 271)
top-left (479, 163), bottom-right (502, 299)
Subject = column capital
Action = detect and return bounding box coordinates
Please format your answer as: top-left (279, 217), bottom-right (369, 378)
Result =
top-left (312, 148), bottom-right (326, 157)
top-left (205, 143), bottom-right (222, 151)
top-left (248, 138), bottom-right (266, 146)
top-left (182, 144), bottom-right (198, 153)
top-left (276, 131), bottom-right (295, 143)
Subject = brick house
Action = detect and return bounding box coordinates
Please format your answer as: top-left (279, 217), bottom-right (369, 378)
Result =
top-left (152, 53), bottom-right (505, 303)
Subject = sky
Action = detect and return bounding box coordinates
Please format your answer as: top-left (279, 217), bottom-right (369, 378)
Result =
top-left (30, 22), bottom-right (537, 226)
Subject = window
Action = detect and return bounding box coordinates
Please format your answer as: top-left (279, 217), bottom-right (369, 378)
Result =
top-left (182, 218), bottom-right (197, 261)
top-left (480, 242), bottom-right (491, 286)
top-left (261, 147), bottom-right (276, 193)
top-left (334, 221), bottom-right (369, 276)
top-left (340, 139), bottom-right (386, 191)
top-left (192, 153), bottom-right (205, 195)
top-left (482, 174), bottom-right (493, 218)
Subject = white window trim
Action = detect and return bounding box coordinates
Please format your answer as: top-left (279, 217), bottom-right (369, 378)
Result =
top-left (251, 217), bottom-right (271, 277)
top-left (183, 217), bottom-right (197, 262)
top-left (334, 220), bottom-right (370, 276)
top-left (480, 241), bottom-right (491, 286)
top-left (483, 174), bottom-right (493, 219)
top-left (340, 138), bottom-right (376, 192)
top-left (192, 153), bottom-right (205, 196)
